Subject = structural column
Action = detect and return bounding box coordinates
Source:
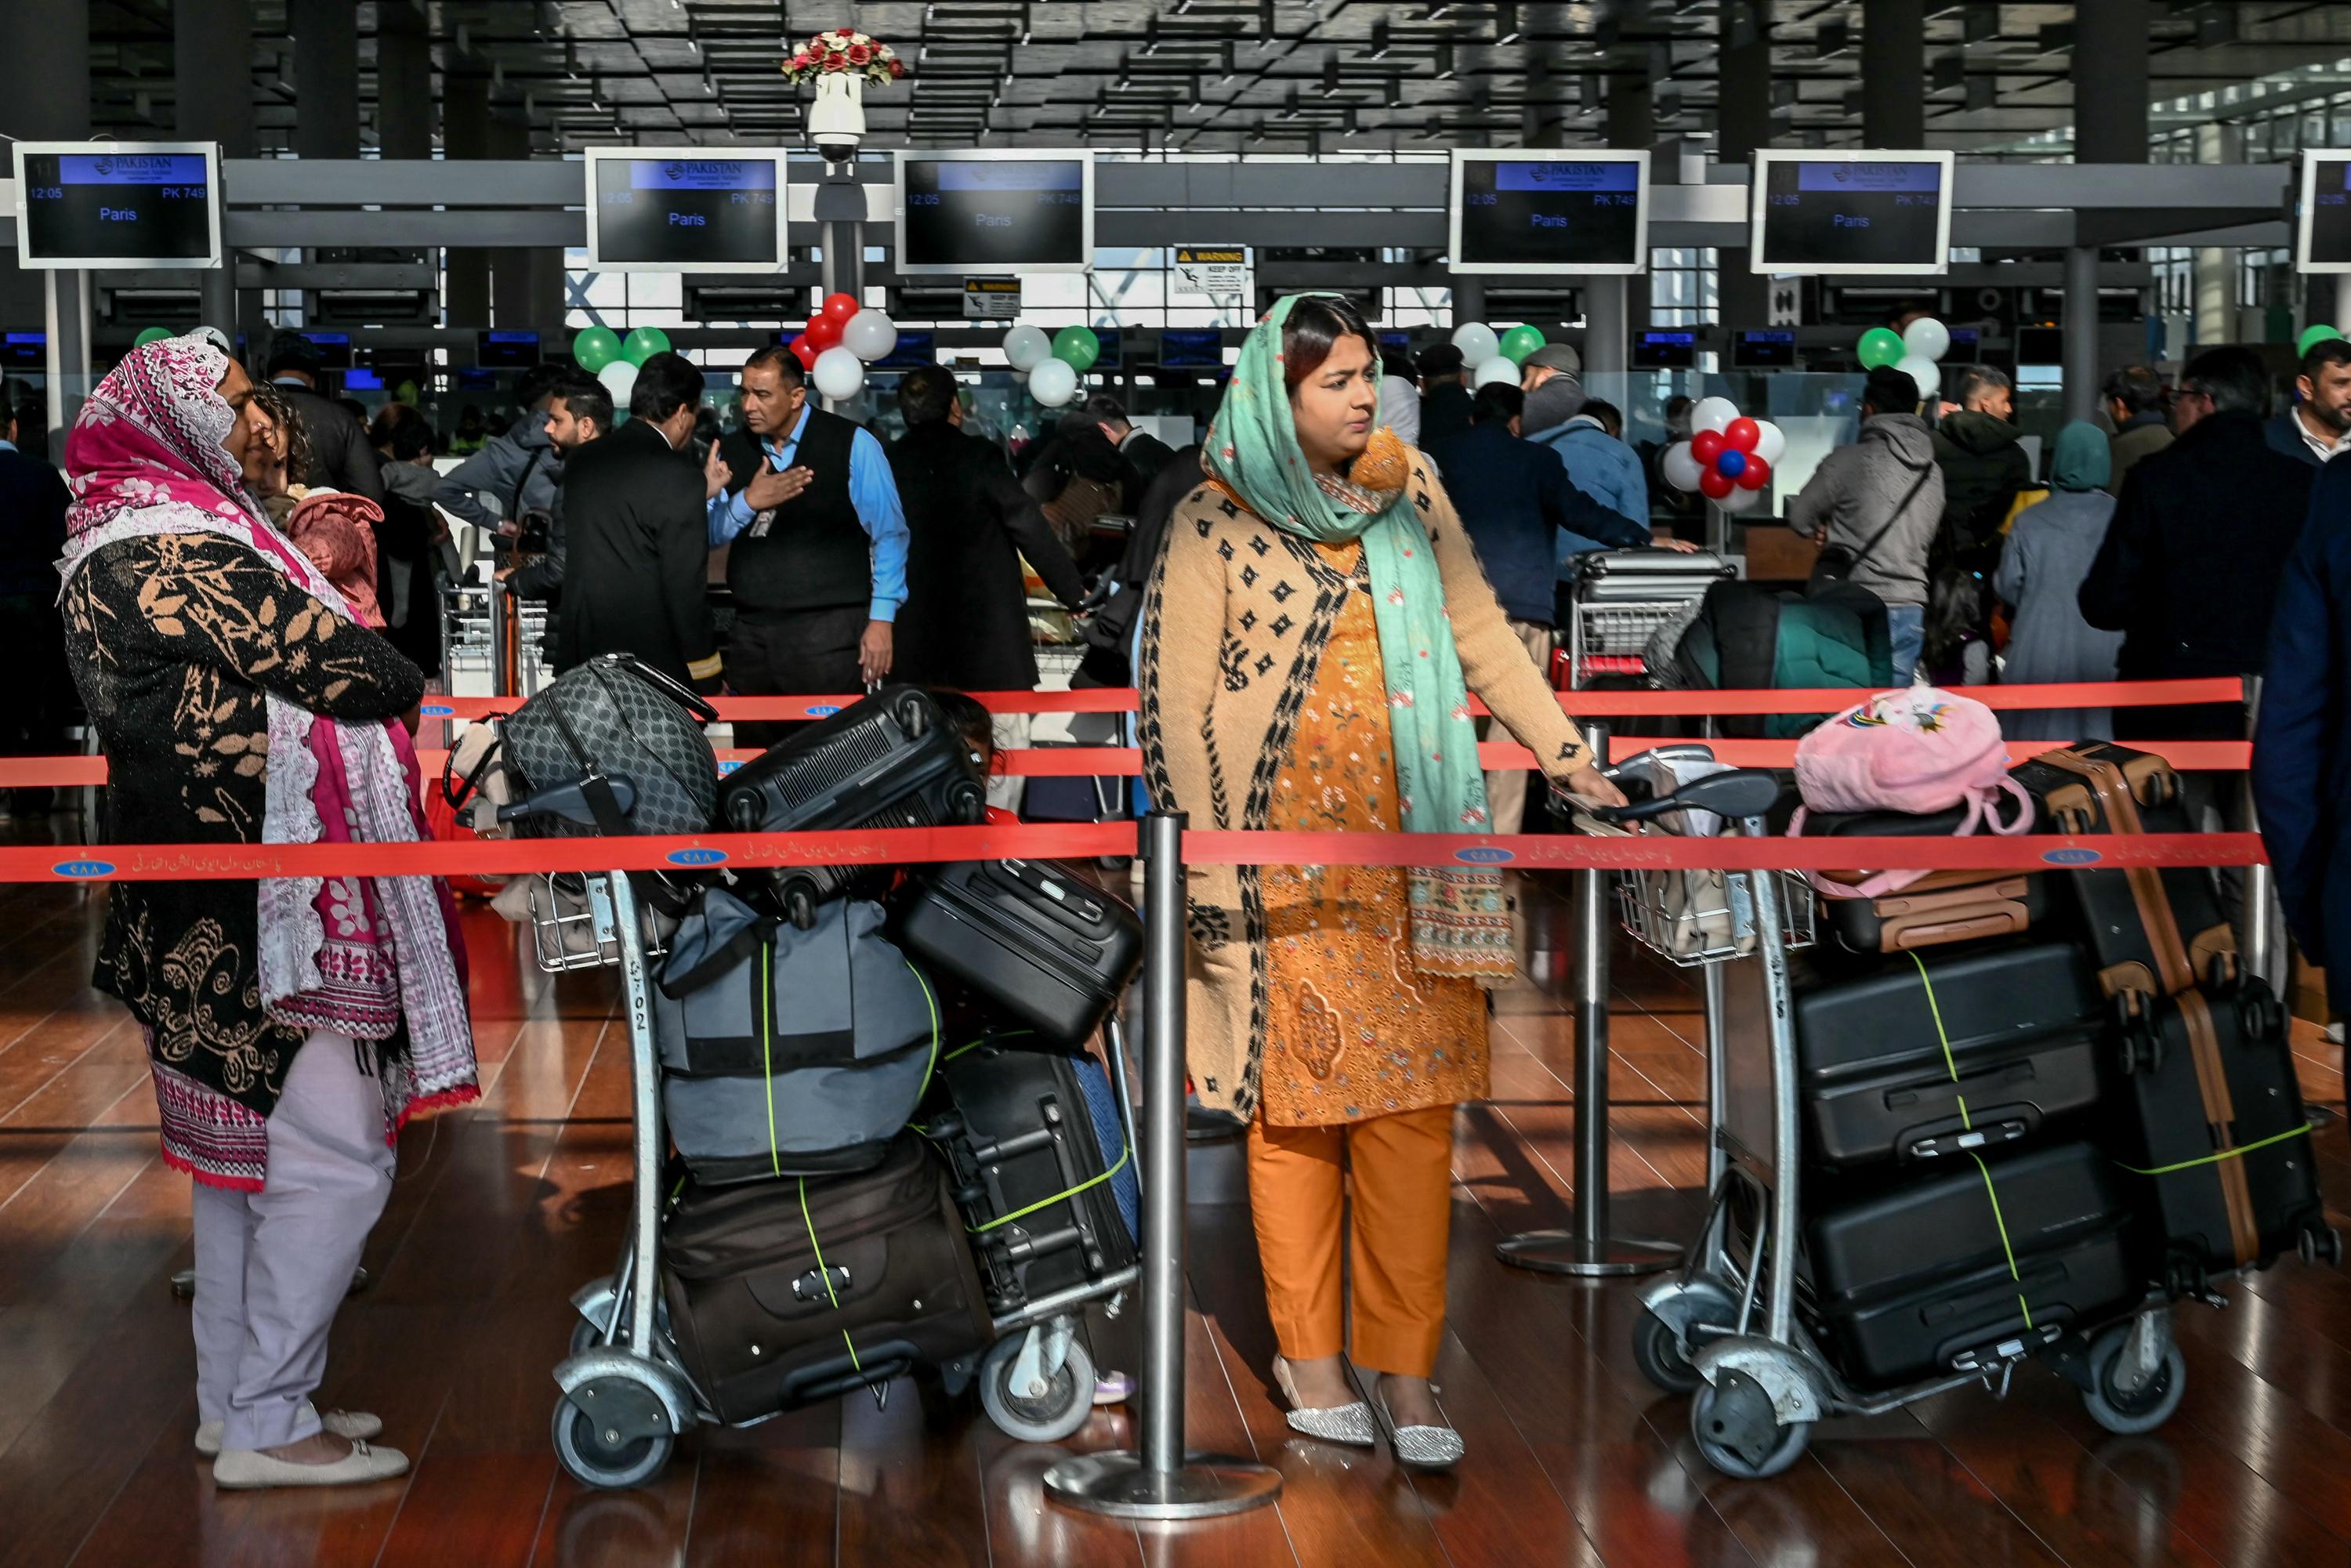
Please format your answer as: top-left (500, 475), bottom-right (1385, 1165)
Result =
top-left (376, 2), bottom-right (436, 159)
top-left (178, 0), bottom-right (259, 358)
top-left (1714, 0), bottom-right (1773, 327)
top-left (444, 71), bottom-right (493, 330)
top-left (2063, 244), bottom-right (2101, 423)
top-left (1606, 72), bottom-right (1653, 340)
top-left (1859, 0), bottom-right (1926, 147)
top-left (488, 112), bottom-right (562, 331)
top-left (291, 0), bottom-right (360, 158)
top-left (2192, 122), bottom-right (2240, 350)
top-left (2073, 0), bottom-right (2151, 166)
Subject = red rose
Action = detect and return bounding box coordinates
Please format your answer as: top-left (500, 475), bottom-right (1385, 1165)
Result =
top-left (820, 52), bottom-right (846, 71)
top-left (847, 42), bottom-right (871, 64)
top-left (889, 57), bottom-right (905, 78)
top-left (792, 51), bottom-right (811, 67)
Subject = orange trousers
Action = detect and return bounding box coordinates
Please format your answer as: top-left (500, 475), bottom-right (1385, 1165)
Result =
top-left (1244, 1103), bottom-right (1454, 1378)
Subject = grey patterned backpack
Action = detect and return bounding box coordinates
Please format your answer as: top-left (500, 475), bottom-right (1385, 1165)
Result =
top-left (497, 654), bottom-right (719, 838)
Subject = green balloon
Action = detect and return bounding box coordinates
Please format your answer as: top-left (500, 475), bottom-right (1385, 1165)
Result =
top-left (1051, 325), bottom-right (1101, 372)
top-left (2298, 324), bottom-right (2345, 357)
top-left (1498, 324), bottom-right (1547, 364)
top-left (622, 325), bottom-right (672, 366)
top-left (133, 326), bottom-right (173, 348)
top-left (1856, 328), bottom-right (1906, 370)
top-left (396, 380), bottom-right (420, 405)
top-left (572, 326), bottom-right (623, 374)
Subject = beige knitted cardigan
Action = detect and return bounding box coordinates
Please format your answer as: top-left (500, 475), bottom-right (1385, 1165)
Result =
top-left (1137, 449), bottom-right (1593, 1118)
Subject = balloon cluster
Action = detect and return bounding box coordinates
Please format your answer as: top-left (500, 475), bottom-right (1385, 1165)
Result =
top-left (1660, 397), bottom-right (1784, 513)
top-left (784, 292), bottom-right (900, 401)
top-left (1001, 322), bottom-right (1103, 408)
top-left (1855, 316), bottom-right (1952, 403)
top-left (1451, 319), bottom-right (1549, 391)
top-left (571, 323), bottom-right (676, 407)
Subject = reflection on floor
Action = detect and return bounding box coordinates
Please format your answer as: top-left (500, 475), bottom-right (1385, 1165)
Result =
top-left (0, 859), bottom-right (2342, 1567)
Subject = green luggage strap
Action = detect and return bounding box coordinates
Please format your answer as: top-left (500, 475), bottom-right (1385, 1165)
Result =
top-left (928, 1030), bottom-right (1133, 1238)
top-left (1911, 951), bottom-right (2036, 1332)
top-left (2115, 1121), bottom-right (2309, 1175)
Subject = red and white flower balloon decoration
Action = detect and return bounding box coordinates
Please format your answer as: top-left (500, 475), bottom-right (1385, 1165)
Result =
top-left (1661, 397), bottom-right (1784, 514)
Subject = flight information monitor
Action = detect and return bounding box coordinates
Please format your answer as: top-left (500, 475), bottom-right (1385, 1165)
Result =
top-left (1, 333), bottom-right (45, 368)
top-left (1450, 150), bottom-right (1650, 276)
top-left (13, 142), bottom-right (222, 269)
top-left (1751, 150), bottom-right (1954, 276)
top-left (1161, 328), bottom-right (1226, 370)
top-left (1732, 329), bottom-right (1797, 368)
top-left (477, 330), bottom-right (542, 368)
top-left (1632, 331), bottom-right (1698, 371)
top-left (583, 150), bottom-right (784, 273)
top-left (894, 151), bottom-right (1093, 276)
top-left (2298, 154), bottom-right (2351, 273)
top-left (302, 331), bottom-right (353, 370)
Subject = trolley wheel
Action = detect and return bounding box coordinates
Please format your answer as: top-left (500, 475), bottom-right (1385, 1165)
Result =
top-left (2081, 1324), bottom-right (2186, 1436)
top-left (1690, 1371), bottom-right (1810, 1479)
top-left (551, 1383), bottom-right (675, 1490)
top-left (977, 1330), bottom-right (1095, 1443)
top-left (1632, 1310), bottom-right (1705, 1396)
top-left (570, 1314), bottom-right (618, 1358)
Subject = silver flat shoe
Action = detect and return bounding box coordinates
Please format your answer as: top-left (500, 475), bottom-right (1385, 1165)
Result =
top-left (196, 1403), bottom-right (382, 1458)
top-left (1368, 1378), bottom-right (1465, 1470)
top-left (1271, 1355), bottom-right (1375, 1447)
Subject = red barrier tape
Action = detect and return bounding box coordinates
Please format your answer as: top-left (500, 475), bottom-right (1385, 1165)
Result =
top-left (0, 734), bottom-right (2255, 790)
top-left (2, 825), bottom-right (2265, 884)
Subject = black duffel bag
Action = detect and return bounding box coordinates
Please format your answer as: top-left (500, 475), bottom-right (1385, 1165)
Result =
top-left (493, 653), bottom-right (719, 838)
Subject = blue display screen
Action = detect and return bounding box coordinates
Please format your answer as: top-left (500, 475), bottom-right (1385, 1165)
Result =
top-left (1161, 328), bottom-right (1226, 369)
top-left (1762, 158), bottom-right (1946, 268)
top-left (901, 158), bottom-right (1089, 270)
top-left (20, 148), bottom-right (215, 263)
top-left (1457, 158), bottom-right (1644, 268)
top-left (594, 155), bottom-right (779, 266)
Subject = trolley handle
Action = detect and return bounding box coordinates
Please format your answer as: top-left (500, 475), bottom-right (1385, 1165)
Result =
top-left (1581, 768), bottom-right (1780, 827)
top-left (498, 774), bottom-right (639, 830)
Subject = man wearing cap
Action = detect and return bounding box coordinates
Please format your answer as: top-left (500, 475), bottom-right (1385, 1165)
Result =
top-left (1520, 343), bottom-right (1651, 564)
top-left (1416, 343), bottom-right (1475, 449)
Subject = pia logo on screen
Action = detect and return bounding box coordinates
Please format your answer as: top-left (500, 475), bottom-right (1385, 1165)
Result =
top-left (54, 860), bottom-right (116, 878)
top-left (93, 157), bottom-right (115, 177)
top-left (2041, 848), bottom-right (2103, 867)
top-left (665, 161), bottom-right (686, 183)
top-left (665, 847), bottom-right (728, 867)
top-left (1454, 846), bottom-right (1515, 865)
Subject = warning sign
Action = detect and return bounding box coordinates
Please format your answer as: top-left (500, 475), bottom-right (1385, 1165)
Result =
top-left (963, 277), bottom-right (1021, 319)
top-left (1172, 245), bottom-right (1248, 298)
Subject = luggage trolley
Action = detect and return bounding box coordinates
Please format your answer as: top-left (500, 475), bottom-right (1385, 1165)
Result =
top-left (527, 857), bottom-right (1133, 1489)
top-left (1595, 763), bottom-right (2186, 1480)
top-left (1557, 549), bottom-right (1733, 690)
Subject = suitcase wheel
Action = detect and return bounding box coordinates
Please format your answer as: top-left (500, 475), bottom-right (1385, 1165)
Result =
top-left (784, 885), bottom-right (818, 932)
top-left (551, 1378), bottom-right (676, 1490)
top-left (977, 1325), bottom-right (1096, 1443)
top-left (2114, 1030), bottom-right (2164, 1078)
top-left (2080, 1323), bottom-right (2186, 1436)
top-left (888, 687), bottom-right (932, 739)
top-left (2299, 1226), bottom-right (2343, 1269)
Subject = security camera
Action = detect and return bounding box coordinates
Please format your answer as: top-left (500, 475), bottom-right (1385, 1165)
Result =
top-left (810, 79), bottom-right (864, 164)
top-left (819, 141), bottom-right (855, 165)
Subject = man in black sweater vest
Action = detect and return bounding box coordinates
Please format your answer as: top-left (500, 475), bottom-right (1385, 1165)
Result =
top-left (708, 347), bottom-right (911, 750)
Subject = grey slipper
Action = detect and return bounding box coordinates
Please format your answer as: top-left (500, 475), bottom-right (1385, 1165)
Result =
top-left (196, 1403), bottom-right (382, 1458)
top-left (212, 1439), bottom-right (409, 1490)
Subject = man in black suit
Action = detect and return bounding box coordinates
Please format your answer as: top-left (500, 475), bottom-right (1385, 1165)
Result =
top-left (554, 353), bottom-right (721, 690)
top-left (1417, 343), bottom-right (1475, 449)
top-left (1080, 391), bottom-right (1176, 495)
top-left (262, 332), bottom-right (384, 505)
top-left (0, 397), bottom-right (71, 814)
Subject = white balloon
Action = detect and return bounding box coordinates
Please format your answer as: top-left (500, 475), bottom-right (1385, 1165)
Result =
top-left (812, 346), bottom-right (866, 402)
top-left (1901, 316), bottom-right (1952, 364)
top-left (1716, 483), bottom-right (1764, 515)
top-left (1003, 324), bottom-right (1052, 372)
top-left (596, 358), bottom-right (639, 407)
top-left (1472, 354), bottom-right (1520, 390)
top-left (1452, 322), bottom-right (1499, 364)
top-left (1661, 440), bottom-right (1704, 494)
top-left (1028, 356), bottom-right (1079, 407)
top-left (1751, 419), bottom-right (1787, 467)
top-left (1690, 396), bottom-right (1741, 437)
top-left (842, 308), bottom-right (899, 363)
top-left (1894, 353), bottom-right (1941, 404)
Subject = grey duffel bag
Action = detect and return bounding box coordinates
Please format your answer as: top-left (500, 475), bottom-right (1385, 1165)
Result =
top-left (654, 886), bottom-right (940, 1185)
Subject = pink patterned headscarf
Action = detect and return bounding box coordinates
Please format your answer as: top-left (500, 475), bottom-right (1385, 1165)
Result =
top-left (60, 335), bottom-right (476, 1139)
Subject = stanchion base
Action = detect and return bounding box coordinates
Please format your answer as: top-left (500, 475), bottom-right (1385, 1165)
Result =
top-left (1495, 1227), bottom-right (1681, 1278)
top-left (1043, 1450), bottom-right (1283, 1520)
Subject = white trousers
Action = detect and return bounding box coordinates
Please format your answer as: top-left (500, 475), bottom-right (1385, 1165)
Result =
top-left (190, 1030), bottom-right (396, 1452)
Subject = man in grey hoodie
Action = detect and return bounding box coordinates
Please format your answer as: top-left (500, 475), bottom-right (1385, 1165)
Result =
top-left (433, 361), bottom-right (567, 539)
top-left (1788, 365), bottom-right (1945, 683)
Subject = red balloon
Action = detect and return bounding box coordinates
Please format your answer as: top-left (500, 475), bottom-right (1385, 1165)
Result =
top-left (805, 312), bottom-right (843, 350)
top-left (1690, 429), bottom-right (1726, 464)
top-left (1724, 417), bottom-right (1761, 453)
top-left (788, 332), bottom-right (817, 371)
top-left (1697, 465), bottom-right (1735, 501)
top-left (821, 292), bottom-right (861, 325)
top-left (1736, 454), bottom-right (1771, 491)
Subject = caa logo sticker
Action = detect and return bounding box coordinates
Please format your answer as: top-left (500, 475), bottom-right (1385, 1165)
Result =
top-left (419, 703), bottom-right (455, 718)
top-left (54, 860), bottom-right (116, 878)
top-left (1454, 846), bottom-right (1515, 865)
top-left (665, 848), bottom-right (729, 867)
top-left (2041, 847), bottom-right (2103, 867)
top-left (717, 759), bottom-right (743, 776)
top-left (805, 704), bottom-right (842, 719)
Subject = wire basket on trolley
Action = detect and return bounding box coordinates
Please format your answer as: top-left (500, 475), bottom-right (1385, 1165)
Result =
top-left (442, 580), bottom-right (553, 697)
top-left (1612, 866), bottom-right (1816, 967)
top-left (517, 872), bottom-right (674, 975)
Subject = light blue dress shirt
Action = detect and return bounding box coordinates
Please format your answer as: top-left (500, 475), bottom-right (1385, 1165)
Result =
top-left (706, 405), bottom-right (911, 623)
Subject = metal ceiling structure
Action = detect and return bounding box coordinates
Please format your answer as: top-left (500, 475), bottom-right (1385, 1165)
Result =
top-left (73, 2), bottom-right (2351, 158)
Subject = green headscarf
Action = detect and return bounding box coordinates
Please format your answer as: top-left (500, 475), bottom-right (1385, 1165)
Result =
top-left (2049, 419), bottom-right (2112, 493)
top-left (1204, 293), bottom-right (1491, 837)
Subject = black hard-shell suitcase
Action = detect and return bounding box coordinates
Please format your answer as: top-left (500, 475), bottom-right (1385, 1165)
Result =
top-left (1805, 1139), bottom-right (2139, 1388)
top-left (659, 1132), bottom-right (991, 1425)
top-left (717, 686), bottom-right (989, 919)
top-left (2104, 979), bottom-right (2336, 1291)
top-left (1795, 943), bottom-right (2104, 1168)
top-left (930, 1037), bottom-right (1138, 1316)
top-left (896, 859), bottom-right (1143, 1045)
top-left (1799, 805), bottom-right (2050, 954)
top-left (2009, 744), bottom-right (2235, 1001)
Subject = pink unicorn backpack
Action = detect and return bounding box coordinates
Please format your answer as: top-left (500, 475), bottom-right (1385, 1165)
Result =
top-left (1789, 688), bottom-right (2032, 898)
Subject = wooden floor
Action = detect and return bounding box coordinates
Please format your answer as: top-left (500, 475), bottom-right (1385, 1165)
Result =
top-left (0, 844), bottom-right (2346, 1568)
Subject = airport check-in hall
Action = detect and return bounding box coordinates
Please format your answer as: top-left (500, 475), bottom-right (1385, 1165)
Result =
top-left (0, 3), bottom-right (2349, 1566)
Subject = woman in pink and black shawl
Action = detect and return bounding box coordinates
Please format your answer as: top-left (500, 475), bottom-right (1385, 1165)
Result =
top-left (58, 334), bottom-right (476, 1490)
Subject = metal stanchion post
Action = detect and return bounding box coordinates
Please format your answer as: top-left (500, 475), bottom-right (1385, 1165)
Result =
top-left (1045, 811), bottom-right (1281, 1520)
top-left (2238, 675), bottom-right (2287, 988)
top-left (1497, 719), bottom-right (1681, 1278)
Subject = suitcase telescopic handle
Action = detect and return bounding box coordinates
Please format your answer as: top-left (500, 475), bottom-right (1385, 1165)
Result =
top-left (1585, 768), bottom-right (1781, 826)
